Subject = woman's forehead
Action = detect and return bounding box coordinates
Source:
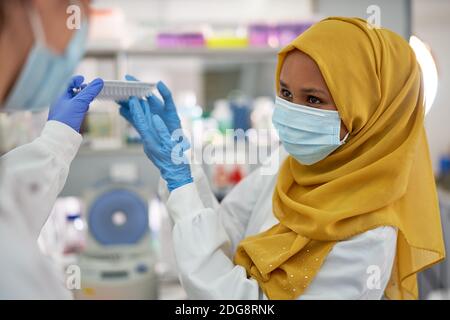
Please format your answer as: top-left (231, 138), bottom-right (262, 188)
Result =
top-left (280, 50), bottom-right (330, 92)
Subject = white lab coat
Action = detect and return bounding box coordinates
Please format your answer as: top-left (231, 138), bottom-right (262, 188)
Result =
top-left (0, 120), bottom-right (81, 299)
top-left (161, 146), bottom-right (398, 300)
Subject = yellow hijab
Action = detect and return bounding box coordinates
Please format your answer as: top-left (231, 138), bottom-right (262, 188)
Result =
top-left (234, 17), bottom-right (445, 300)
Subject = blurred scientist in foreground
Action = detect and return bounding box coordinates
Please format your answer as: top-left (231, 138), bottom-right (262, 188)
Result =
top-left (0, 0), bottom-right (103, 298)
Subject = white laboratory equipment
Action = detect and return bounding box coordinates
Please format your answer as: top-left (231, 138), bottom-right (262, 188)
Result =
top-left (63, 213), bottom-right (86, 255)
top-left (73, 163), bottom-right (159, 300)
top-left (89, 80), bottom-right (155, 101)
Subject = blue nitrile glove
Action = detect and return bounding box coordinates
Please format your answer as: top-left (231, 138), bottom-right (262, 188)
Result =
top-left (48, 75), bottom-right (104, 132)
top-left (128, 96), bottom-right (193, 192)
top-left (118, 75), bottom-right (190, 151)
top-left (120, 75), bottom-right (181, 133)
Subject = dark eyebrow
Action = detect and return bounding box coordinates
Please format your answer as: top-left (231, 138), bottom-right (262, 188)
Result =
top-left (301, 88), bottom-right (327, 96)
top-left (279, 80), bottom-right (289, 88)
top-left (280, 80), bottom-right (328, 96)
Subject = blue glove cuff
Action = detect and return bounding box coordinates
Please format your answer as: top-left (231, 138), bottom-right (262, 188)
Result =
top-left (167, 176), bottom-right (194, 192)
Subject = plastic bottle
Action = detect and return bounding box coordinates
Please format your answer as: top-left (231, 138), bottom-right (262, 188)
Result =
top-left (63, 213), bottom-right (86, 255)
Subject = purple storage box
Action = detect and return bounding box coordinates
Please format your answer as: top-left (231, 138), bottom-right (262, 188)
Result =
top-left (248, 24), bottom-right (274, 47)
top-left (249, 22), bottom-right (313, 47)
top-left (157, 32), bottom-right (205, 48)
top-left (276, 22), bottom-right (313, 46)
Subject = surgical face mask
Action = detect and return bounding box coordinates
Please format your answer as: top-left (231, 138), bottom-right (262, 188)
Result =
top-left (272, 96), bottom-right (349, 165)
top-left (2, 4), bottom-right (88, 112)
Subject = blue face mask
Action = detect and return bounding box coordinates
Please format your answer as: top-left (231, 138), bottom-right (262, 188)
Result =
top-left (2, 5), bottom-right (88, 112)
top-left (272, 96), bottom-right (349, 165)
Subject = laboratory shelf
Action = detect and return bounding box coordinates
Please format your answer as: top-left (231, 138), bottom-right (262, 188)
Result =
top-left (83, 45), bottom-right (279, 79)
top-left (85, 46), bottom-right (279, 60)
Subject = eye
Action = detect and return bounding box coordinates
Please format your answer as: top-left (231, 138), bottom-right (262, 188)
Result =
top-left (280, 88), bottom-right (293, 99)
top-left (307, 95), bottom-right (322, 104)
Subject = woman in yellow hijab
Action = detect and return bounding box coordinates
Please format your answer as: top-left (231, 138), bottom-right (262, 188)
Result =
top-left (123, 17), bottom-right (445, 300)
top-left (234, 16), bottom-right (446, 300)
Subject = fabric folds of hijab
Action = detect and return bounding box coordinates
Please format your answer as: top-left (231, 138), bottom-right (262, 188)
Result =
top-left (234, 17), bottom-right (445, 300)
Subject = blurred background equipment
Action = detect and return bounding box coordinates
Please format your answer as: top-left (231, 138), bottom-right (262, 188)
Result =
top-left (74, 182), bottom-right (157, 300)
top-left (39, 162), bottom-right (162, 299)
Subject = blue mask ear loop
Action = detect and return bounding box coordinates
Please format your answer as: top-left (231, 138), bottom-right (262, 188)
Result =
top-left (28, 0), bottom-right (86, 54)
top-left (340, 131), bottom-right (350, 145)
top-left (68, 0), bottom-right (88, 97)
top-left (337, 109), bottom-right (349, 145)
top-left (26, 3), bottom-right (47, 48)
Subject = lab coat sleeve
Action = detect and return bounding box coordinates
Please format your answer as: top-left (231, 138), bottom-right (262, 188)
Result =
top-left (0, 120), bottom-right (82, 240)
top-left (167, 180), bottom-right (397, 299)
top-left (161, 163), bottom-right (269, 253)
top-left (167, 182), bottom-right (261, 299)
top-left (159, 163), bottom-right (220, 214)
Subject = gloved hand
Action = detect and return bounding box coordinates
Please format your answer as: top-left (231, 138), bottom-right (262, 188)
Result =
top-left (48, 75), bottom-right (104, 132)
top-left (119, 75), bottom-right (181, 134)
top-left (118, 75), bottom-right (190, 150)
top-left (127, 96), bottom-right (193, 192)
